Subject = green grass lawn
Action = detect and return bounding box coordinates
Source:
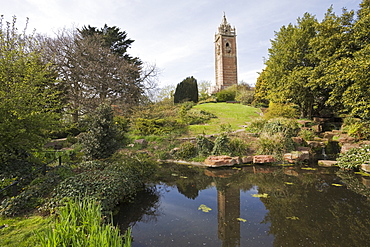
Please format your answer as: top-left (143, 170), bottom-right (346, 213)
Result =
top-left (188, 103), bottom-right (261, 135)
top-left (0, 216), bottom-right (51, 247)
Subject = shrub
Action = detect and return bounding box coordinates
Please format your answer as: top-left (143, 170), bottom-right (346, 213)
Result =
top-left (132, 118), bottom-right (182, 135)
top-left (299, 128), bottom-right (316, 141)
top-left (175, 142), bottom-right (198, 159)
top-left (79, 104), bottom-right (122, 160)
top-left (245, 118), bottom-right (267, 134)
top-left (262, 118), bottom-right (300, 138)
top-left (0, 166), bottom-right (74, 216)
top-left (229, 138), bottom-right (250, 156)
top-left (54, 156), bottom-right (156, 215)
top-left (342, 117), bottom-right (370, 140)
top-left (216, 90), bottom-right (236, 102)
top-left (337, 145), bottom-right (370, 170)
top-left (235, 90), bottom-right (254, 105)
top-left (264, 102), bottom-right (299, 119)
top-left (212, 134), bottom-right (230, 155)
top-left (38, 198), bottom-right (130, 247)
top-left (256, 132), bottom-right (294, 159)
top-left (196, 136), bottom-right (214, 157)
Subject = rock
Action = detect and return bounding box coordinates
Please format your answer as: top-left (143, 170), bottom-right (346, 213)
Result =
top-left (204, 155), bottom-right (240, 167)
top-left (341, 143), bottom-right (360, 153)
top-left (291, 137), bottom-right (304, 144)
top-left (307, 141), bottom-right (324, 148)
top-left (241, 156), bottom-right (253, 164)
top-left (318, 160), bottom-right (338, 167)
top-left (297, 146), bottom-right (311, 152)
top-left (338, 134), bottom-right (356, 144)
top-left (361, 163), bottom-right (370, 173)
top-left (283, 151), bottom-right (310, 163)
top-left (134, 138), bottom-right (148, 147)
top-left (362, 177), bottom-right (370, 188)
top-left (253, 155), bottom-right (276, 164)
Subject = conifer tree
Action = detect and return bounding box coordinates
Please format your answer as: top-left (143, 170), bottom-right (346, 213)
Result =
top-left (173, 76), bottom-right (199, 103)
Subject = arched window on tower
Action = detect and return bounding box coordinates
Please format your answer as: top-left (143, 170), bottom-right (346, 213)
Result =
top-left (225, 42), bottom-right (231, 53)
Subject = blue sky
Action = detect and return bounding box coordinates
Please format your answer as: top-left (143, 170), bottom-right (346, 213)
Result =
top-left (2, 0), bottom-right (362, 88)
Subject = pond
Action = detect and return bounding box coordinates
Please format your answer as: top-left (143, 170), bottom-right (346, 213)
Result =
top-left (114, 164), bottom-right (370, 247)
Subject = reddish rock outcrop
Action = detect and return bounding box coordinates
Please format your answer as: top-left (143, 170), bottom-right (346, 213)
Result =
top-left (204, 155), bottom-right (240, 167)
top-left (253, 155), bottom-right (276, 164)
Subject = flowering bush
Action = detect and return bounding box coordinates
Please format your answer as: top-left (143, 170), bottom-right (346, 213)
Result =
top-left (337, 145), bottom-right (370, 170)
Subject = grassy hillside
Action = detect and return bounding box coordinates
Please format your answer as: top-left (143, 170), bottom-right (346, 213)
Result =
top-left (188, 103), bottom-right (261, 135)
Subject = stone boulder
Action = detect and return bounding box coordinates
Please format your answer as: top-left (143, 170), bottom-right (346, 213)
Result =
top-left (283, 151), bottom-right (310, 163)
top-left (341, 143), bottom-right (360, 153)
top-left (253, 155), bottom-right (276, 164)
top-left (361, 163), bottom-right (370, 173)
top-left (241, 156), bottom-right (253, 164)
top-left (204, 155), bottom-right (240, 167)
top-left (318, 160), bottom-right (338, 167)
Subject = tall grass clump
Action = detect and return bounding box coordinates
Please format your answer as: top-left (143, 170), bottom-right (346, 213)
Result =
top-left (246, 118), bottom-right (299, 160)
top-left (38, 198), bottom-right (131, 247)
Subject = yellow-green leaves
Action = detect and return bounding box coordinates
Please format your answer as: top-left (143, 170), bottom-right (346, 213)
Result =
top-left (301, 167), bottom-right (317, 170)
top-left (286, 216), bottom-right (299, 220)
top-left (332, 183), bottom-right (343, 187)
top-left (198, 204), bottom-right (212, 213)
top-left (237, 218), bottom-right (247, 222)
top-left (252, 193), bottom-right (269, 198)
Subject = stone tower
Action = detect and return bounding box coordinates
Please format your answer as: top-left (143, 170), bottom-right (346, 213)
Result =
top-left (214, 14), bottom-right (238, 92)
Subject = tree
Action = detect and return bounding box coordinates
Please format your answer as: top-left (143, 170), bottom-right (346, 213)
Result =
top-left (264, 13), bottom-right (318, 118)
top-left (173, 76), bottom-right (199, 103)
top-left (41, 26), bottom-right (158, 122)
top-left (197, 80), bottom-right (211, 101)
top-left (339, 0), bottom-right (370, 119)
top-left (0, 16), bottom-right (61, 169)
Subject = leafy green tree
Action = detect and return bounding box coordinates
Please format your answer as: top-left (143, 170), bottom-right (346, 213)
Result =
top-left (0, 16), bottom-right (61, 169)
top-left (174, 76), bottom-right (199, 103)
top-left (339, 0), bottom-right (370, 119)
top-left (264, 13), bottom-right (318, 118)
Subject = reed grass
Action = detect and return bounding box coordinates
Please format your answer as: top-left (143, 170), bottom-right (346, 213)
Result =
top-left (38, 198), bottom-right (130, 246)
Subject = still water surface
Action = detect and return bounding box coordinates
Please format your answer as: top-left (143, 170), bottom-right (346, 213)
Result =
top-left (115, 164), bottom-right (370, 247)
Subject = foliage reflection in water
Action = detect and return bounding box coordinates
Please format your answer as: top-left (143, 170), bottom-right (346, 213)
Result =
top-left (114, 164), bottom-right (370, 247)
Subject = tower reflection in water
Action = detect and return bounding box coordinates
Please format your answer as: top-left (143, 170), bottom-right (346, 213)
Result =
top-left (218, 186), bottom-right (241, 247)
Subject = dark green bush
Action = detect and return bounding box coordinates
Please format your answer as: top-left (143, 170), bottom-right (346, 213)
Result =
top-left (174, 76), bottom-right (199, 103)
top-left (0, 166), bottom-right (74, 216)
top-left (79, 104), bottom-right (123, 160)
top-left (54, 156), bottom-right (156, 215)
